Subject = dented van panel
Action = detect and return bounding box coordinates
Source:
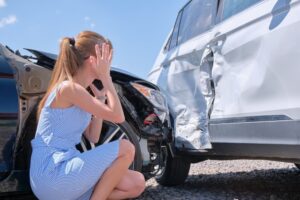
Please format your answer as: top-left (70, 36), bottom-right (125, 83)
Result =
top-left (150, 47), bottom-right (213, 150)
top-left (148, 0), bottom-right (300, 152)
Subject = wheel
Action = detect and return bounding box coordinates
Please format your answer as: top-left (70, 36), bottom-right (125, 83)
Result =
top-left (295, 163), bottom-right (300, 169)
top-left (155, 147), bottom-right (191, 186)
top-left (78, 120), bottom-right (143, 172)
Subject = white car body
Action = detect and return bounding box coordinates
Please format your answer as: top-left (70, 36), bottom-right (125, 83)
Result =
top-left (148, 0), bottom-right (300, 152)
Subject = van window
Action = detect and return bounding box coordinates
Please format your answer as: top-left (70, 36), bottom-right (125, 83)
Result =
top-left (222, 0), bottom-right (262, 21)
top-left (169, 10), bottom-right (183, 50)
top-left (177, 0), bottom-right (217, 45)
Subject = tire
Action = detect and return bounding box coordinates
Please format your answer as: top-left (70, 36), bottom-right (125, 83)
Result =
top-left (295, 163), bottom-right (300, 169)
top-left (78, 120), bottom-right (143, 172)
top-left (155, 147), bottom-right (191, 186)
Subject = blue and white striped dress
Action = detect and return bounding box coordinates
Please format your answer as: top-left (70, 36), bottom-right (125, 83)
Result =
top-left (30, 81), bottom-right (120, 200)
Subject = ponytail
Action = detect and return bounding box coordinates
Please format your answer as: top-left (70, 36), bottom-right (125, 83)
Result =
top-left (36, 37), bottom-right (83, 119)
top-left (37, 31), bottom-right (112, 120)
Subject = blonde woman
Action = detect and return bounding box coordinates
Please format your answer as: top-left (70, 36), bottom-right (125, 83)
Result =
top-left (30, 31), bottom-right (145, 200)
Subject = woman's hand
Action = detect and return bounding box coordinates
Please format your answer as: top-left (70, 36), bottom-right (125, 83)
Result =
top-left (90, 83), bottom-right (106, 99)
top-left (95, 43), bottom-right (113, 78)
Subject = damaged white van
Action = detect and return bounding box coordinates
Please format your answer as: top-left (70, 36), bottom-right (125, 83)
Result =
top-left (148, 0), bottom-right (300, 185)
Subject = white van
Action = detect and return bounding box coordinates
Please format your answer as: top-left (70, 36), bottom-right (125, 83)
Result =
top-left (148, 0), bottom-right (300, 186)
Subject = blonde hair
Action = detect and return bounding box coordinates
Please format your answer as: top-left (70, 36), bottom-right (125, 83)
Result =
top-left (37, 30), bottom-right (113, 119)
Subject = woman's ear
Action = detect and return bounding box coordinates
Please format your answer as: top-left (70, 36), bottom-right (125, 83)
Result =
top-left (88, 55), bottom-right (97, 66)
top-left (89, 55), bottom-right (94, 63)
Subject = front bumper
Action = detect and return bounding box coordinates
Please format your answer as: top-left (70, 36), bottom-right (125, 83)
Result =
top-left (115, 80), bottom-right (172, 176)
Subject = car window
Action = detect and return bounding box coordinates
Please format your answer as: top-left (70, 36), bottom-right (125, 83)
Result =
top-left (0, 79), bottom-right (18, 114)
top-left (169, 10), bottom-right (183, 50)
top-left (164, 33), bottom-right (172, 52)
top-left (222, 0), bottom-right (262, 21)
top-left (0, 78), bottom-right (18, 174)
top-left (177, 0), bottom-right (218, 45)
top-left (0, 56), bottom-right (14, 75)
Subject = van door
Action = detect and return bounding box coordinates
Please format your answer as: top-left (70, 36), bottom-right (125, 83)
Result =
top-left (150, 0), bottom-right (219, 150)
top-left (210, 0), bottom-right (300, 147)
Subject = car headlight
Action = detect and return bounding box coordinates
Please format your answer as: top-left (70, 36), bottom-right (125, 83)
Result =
top-left (131, 82), bottom-right (169, 124)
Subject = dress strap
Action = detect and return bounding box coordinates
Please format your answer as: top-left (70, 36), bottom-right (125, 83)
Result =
top-left (44, 81), bottom-right (68, 108)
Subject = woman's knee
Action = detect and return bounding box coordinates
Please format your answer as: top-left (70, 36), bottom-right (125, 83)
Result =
top-left (131, 172), bottom-right (145, 197)
top-left (119, 139), bottom-right (135, 161)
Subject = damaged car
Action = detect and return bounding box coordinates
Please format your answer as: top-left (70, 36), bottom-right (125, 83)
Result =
top-left (0, 43), bottom-right (171, 197)
top-left (148, 0), bottom-right (300, 185)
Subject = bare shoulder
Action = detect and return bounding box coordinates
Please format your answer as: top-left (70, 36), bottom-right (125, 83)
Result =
top-left (58, 80), bottom-right (91, 104)
top-left (59, 80), bottom-right (86, 93)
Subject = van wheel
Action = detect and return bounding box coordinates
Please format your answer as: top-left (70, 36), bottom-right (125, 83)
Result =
top-left (295, 163), bottom-right (300, 169)
top-left (155, 148), bottom-right (190, 186)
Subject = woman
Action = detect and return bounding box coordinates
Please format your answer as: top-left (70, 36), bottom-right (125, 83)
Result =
top-left (30, 31), bottom-right (145, 200)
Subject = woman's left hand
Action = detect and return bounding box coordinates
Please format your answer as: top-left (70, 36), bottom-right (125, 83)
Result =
top-left (90, 83), bottom-right (106, 99)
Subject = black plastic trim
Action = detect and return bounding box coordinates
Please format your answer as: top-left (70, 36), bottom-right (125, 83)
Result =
top-left (209, 115), bottom-right (291, 124)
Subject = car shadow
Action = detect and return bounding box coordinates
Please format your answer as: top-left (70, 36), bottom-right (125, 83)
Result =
top-left (138, 167), bottom-right (300, 200)
top-left (183, 168), bottom-right (300, 192)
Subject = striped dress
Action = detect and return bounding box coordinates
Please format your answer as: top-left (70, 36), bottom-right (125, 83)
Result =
top-left (30, 80), bottom-right (120, 200)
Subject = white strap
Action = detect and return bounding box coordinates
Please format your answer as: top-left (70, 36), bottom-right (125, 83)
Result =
top-left (44, 81), bottom-right (67, 107)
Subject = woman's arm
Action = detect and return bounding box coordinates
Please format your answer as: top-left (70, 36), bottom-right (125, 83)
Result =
top-left (63, 43), bottom-right (124, 142)
top-left (84, 116), bottom-right (104, 143)
top-left (81, 76), bottom-right (124, 143)
top-left (62, 79), bottom-right (125, 123)
top-left (62, 43), bottom-right (124, 123)
top-left (84, 84), bottom-right (106, 143)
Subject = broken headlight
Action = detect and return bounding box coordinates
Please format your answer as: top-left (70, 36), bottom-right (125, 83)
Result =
top-left (131, 82), bottom-right (169, 124)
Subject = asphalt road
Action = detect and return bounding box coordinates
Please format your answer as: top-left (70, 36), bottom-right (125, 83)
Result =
top-left (135, 160), bottom-right (300, 200)
top-left (4, 160), bottom-right (300, 200)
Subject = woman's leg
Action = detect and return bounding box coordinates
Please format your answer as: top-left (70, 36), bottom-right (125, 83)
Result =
top-left (90, 139), bottom-right (135, 200)
top-left (107, 169), bottom-right (145, 200)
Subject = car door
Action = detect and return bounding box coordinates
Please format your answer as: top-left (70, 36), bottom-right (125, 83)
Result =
top-left (148, 0), bottom-right (219, 150)
top-left (209, 0), bottom-right (300, 153)
top-left (0, 44), bottom-right (52, 194)
top-left (0, 50), bottom-right (18, 179)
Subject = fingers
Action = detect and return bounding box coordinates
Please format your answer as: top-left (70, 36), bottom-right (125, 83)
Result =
top-left (94, 43), bottom-right (113, 72)
top-left (90, 84), bottom-right (97, 95)
top-left (90, 83), bottom-right (97, 90)
top-left (104, 43), bottom-right (110, 61)
top-left (102, 43), bottom-right (106, 60)
top-left (100, 43), bottom-right (111, 61)
top-left (90, 83), bottom-right (106, 97)
top-left (95, 44), bottom-right (101, 63)
top-left (108, 48), bottom-right (113, 62)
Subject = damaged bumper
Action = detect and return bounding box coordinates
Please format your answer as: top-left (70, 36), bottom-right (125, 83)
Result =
top-left (118, 80), bottom-right (172, 176)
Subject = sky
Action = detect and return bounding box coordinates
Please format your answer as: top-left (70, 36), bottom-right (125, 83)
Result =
top-left (0, 0), bottom-right (187, 79)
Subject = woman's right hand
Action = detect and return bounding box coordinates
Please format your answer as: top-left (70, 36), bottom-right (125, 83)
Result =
top-left (95, 43), bottom-right (113, 78)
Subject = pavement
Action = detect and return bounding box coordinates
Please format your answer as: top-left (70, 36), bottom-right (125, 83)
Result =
top-left (135, 160), bottom-right (300, 200)
top-left (4, 160), bottom-right (300, 200)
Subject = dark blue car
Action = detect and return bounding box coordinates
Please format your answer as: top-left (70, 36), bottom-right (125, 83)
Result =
top-left (0, 44), bottom-right (171, 198)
